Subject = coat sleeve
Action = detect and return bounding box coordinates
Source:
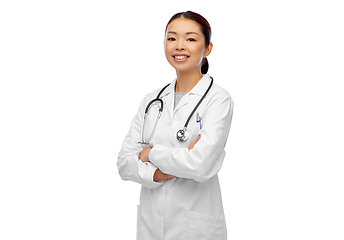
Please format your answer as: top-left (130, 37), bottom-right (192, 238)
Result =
top-left (149, 93), bottom-right (234, 182)
top-left (117, 95), bottom-right (163, 189)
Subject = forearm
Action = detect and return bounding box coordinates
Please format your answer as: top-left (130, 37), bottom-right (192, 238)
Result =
top-left (153, 168), bottom-right (176, 182)
top-left (149, 140), bottom-right (226, 182)
top-left (117, 154), bottom-right (163, 189)
top-left (143, 138), bottom-right (199, 183)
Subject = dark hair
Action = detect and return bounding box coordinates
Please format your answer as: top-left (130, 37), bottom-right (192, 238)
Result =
top-left (165, 11), bottom-right (212, 74)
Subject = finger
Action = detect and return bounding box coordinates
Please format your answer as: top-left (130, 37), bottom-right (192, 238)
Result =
top-left (188, 136), bottom-right (201, 150)
top-left (192, 136), bottom-right (201, 146)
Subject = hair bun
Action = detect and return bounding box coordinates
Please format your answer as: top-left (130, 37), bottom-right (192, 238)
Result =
top-left (201, 57), bottom-right (209, 74)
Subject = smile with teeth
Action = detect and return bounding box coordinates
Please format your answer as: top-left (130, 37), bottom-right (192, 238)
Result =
top-left (173, 55), bottom-right (189, 59)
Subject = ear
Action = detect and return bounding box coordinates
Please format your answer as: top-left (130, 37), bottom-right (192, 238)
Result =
top-left (203, 42), bottom-right (213, 58)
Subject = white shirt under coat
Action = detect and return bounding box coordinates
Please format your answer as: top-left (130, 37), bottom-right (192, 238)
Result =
top-left (118, 74), bottom-right (234, 240)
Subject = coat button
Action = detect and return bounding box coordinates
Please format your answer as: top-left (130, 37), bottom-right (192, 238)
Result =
top-left (157, 210), bottom-right (163, 217)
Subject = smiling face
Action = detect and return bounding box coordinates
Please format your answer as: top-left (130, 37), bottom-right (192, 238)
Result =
top-left (164, 18), bottom-right (212, 75)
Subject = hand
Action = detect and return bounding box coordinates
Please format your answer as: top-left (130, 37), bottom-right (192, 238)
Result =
top-left (153, 169), bottom-right (176, 182)
top-left (188, 135), bottom-right (201, 151)
top-left (139, 146), bottom-right (152, 162)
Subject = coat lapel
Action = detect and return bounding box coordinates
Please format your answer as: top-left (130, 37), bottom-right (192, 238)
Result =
top-left (159, 74), bottom-right (212, 120)
top-left (173, 93), bottom-right (190, 112)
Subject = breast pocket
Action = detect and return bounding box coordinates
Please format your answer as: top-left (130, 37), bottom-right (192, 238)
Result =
top-left (187, 107), bottom-right (205, 143)
top-left (187, 120), bottom-right (202, 142)
top-left (185, 210), bottom-right (227, 240)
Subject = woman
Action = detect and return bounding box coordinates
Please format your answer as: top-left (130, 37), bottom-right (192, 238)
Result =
top-left (118, 11), bottom-right (234, 240)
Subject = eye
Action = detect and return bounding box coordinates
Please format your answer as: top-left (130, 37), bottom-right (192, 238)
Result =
top-left (167, 37), bottom-right (176, 41)
top-left (187, 38), bottom-right (196, 42)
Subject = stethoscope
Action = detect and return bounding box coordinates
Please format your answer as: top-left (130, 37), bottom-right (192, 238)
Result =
top-left (138, 77), bottom-right (213, 147)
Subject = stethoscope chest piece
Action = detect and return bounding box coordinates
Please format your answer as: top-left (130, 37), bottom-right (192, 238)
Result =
top-left (176, 128), bottom-right (189, 142)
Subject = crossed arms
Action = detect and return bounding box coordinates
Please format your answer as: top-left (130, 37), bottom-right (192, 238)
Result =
top-left (139, 136), bottom-right (201, 182)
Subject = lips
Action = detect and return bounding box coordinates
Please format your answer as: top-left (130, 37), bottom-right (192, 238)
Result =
top-left (173, 54), bottom-right (189, 62)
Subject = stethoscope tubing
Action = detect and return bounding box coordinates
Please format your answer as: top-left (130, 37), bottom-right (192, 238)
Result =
top-left (141, 77), bottom-right (213, 143)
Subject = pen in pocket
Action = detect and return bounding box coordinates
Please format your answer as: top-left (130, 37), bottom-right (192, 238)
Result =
top-left (196, 112), bottom-right (202, 129)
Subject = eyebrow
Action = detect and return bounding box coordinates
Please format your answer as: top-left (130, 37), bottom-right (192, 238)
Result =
top-left (167, 31), bottom-right (199, 35)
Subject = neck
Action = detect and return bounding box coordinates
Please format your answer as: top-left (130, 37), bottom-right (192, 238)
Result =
top-left (175, 69), bottom-right (203, 93)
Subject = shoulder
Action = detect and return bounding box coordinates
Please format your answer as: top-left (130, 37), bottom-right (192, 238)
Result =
top-left (209, 81), bottom-right (233, 104)
top-left (202, 81), bottom-right (234, 116)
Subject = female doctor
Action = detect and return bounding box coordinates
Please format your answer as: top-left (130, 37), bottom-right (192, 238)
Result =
top-left (118, 11), bottom-right (234, 240)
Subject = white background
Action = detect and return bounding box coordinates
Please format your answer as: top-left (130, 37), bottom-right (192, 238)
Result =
top-left (1, 0), bottom-right (343, 239)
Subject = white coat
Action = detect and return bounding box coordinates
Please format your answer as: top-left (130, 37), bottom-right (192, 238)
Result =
top-left (118, 74), bottom-right (234, 240)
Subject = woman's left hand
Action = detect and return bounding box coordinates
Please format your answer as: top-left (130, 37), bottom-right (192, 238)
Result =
top-left (139, 146), bottom-right (152, 162)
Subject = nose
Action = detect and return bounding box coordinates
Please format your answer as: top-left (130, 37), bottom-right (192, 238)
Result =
top-left (176, 41), bottom-right (185, 51)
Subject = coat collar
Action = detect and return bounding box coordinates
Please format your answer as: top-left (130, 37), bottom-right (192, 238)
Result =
top-left (189, 74), bottom-right (212, 96)
top-left (159, 74), bottom-right (212, 118)
top-left (159, 74), bottom-right (212, 98)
